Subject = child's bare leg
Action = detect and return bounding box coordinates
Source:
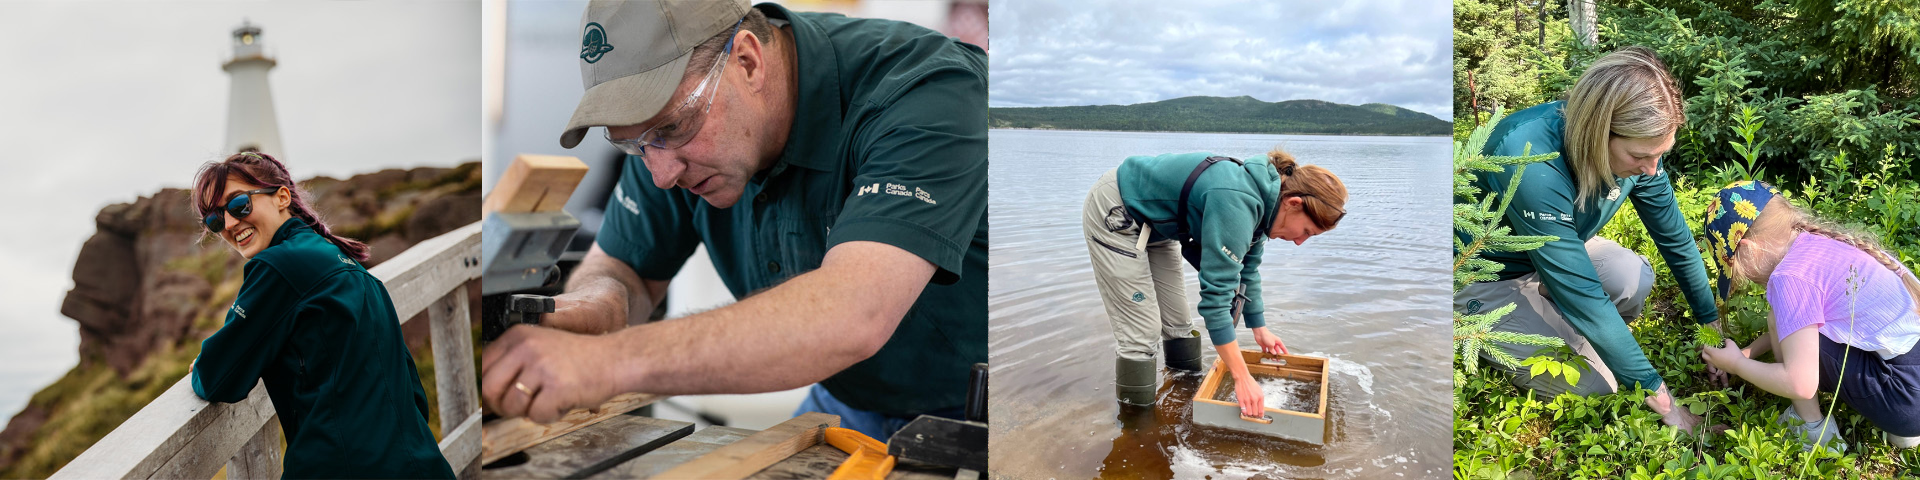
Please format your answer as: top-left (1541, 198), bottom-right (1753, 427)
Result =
top-left (1791, 397), bottom-right (1824, 423)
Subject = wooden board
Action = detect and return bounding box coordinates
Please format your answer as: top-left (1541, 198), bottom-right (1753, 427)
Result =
top-left (478, 414), bottom-right (692, 479)
top-left (593, 426), bottom-right (952, 480)
top-left (648, 412), bottom-right (840, 480)
top-left (1192, 351), bottom-right (1331, 443)
top-left (589, 426), bottom-right (756, 479)
top-left (481, 392), bottom-right (663, 465)
top-left (747, 444), bottom-right (955, 480)
top-left (49, 381), bottom-right (275, 480)
top-left (226, 415), bottom-right (282, 479)
top-left (483, 154), bottom-right (588, 214)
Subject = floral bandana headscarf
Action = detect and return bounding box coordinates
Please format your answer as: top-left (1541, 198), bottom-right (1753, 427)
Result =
top-left (1701, 180), bottom-right (1781, 301)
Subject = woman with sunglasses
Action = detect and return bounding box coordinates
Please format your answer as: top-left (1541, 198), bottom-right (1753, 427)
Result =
top-left (1084, 146), bottom-right (1347, 418)
top-left (187, 152), bottom-right (454, 478)
top-left (1454, 47), bottom-right (1716, 431)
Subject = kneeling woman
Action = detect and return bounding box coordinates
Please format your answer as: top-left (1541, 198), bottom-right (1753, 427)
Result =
top-left (189, 152), bottom-right (454, 478)
top-left (1700, 181), bottom-right (1920, 450)
top-left (1083, 147), bottom-right (1347, 417)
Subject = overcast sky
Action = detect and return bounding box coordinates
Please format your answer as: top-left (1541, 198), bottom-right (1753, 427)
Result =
top-left (0, 1), bottom-right (478, 419)
top-left (988, 0), bottom-right (1452, 118)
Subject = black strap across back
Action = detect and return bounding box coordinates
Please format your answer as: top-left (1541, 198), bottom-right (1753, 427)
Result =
top-left (1174, 156), bottom-right (1242, 267)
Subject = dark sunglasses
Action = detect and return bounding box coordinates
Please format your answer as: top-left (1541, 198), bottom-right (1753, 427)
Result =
top-left (203, 187), bottom-right (281, 233)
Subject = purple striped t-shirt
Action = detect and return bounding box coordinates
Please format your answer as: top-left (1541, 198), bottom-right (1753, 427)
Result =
top-left (1768, 233), bottom-right (1920, 358)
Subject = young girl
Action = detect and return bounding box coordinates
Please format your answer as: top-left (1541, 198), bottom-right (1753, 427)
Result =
top-left (189, 152), bottom-right (455, 478)
top-left (1700, 180), bottom-right (1920, 450)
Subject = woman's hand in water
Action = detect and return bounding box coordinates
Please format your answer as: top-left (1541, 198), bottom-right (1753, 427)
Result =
top-left (1251, 326), bottom-right (1287, 356)
top-left (1700, 338), bottom-right (1743, 387)
top-left (1233, 371), bottom-right (1267, 418)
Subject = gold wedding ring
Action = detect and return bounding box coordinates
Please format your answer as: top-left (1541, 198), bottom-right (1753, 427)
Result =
top-left (514, 381), bottom-right (532, 396)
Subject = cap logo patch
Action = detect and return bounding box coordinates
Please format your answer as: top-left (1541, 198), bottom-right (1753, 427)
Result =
top-left (580, 22), bottom-right (614, 64)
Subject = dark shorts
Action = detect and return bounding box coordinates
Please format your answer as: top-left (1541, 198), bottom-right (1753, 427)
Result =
top-left (1819, 335), bottom-right (1920, 436)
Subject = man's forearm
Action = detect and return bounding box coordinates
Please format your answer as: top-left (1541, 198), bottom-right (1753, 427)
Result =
top-left (546, 245), bottom-right (662, 334)
top-left (598, 241), bottom-right (930, 396)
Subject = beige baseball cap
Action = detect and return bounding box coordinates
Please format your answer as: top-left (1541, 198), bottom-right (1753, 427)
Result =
top-left (560, 0), bottom-right (751, 149)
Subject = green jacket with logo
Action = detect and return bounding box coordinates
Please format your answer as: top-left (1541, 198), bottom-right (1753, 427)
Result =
top-left (192, 218), bottom-right (453, 479)
top-left (1117, 152), bottom-right (1282, 346)
top-left (594, 3), bottom-right (987, 417)
top-left (1457, 101), bottom-right (1718, 392)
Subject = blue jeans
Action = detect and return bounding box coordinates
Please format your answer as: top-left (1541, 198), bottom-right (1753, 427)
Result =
top-left (792, 384), bottom-right (966, 440)
top-left (1819, 335), bottom-right (1920, 436)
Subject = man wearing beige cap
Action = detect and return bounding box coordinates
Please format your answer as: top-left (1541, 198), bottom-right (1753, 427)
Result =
top-left (480, 0), bottom-right (987, 440)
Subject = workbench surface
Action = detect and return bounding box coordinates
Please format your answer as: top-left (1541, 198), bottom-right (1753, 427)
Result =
top-left (479, 412), bottom-right (956, 479)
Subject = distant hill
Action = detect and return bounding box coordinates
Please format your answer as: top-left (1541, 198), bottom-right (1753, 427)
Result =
top-left (989, 96), bottom-right (1451, 136)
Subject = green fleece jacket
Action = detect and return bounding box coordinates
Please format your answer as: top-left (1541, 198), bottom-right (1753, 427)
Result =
top-left (1458, 101), bottom-right (1719, 392)
top-left (1118, 152), bottom-right (1282, 346)
top-left (191, 218), bottom-right (453, 479)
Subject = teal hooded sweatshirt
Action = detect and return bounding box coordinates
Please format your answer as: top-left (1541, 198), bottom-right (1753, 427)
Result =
top-left (1117, 152), bottom-right (1282, 346)
top-left (1457, 101), bottom-right (1718, 393)
top-left (191, 217), bottom-right (454, 479)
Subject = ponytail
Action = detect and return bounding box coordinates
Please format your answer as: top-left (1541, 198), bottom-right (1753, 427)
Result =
top-left (1267, 146), bottom-right (1347, 230)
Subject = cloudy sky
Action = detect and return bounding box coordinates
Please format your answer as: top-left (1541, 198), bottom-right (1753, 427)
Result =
top-left (988, 0), bottom-right (1453, 118)
top-left (0, 1), bottom-right (478, 419)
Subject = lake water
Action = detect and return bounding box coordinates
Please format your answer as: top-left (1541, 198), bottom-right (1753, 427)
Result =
top-left (987, 129), bottom-right (1452, 479)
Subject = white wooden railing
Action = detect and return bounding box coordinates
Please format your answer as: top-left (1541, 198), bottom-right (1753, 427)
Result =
top-left (51, 221), bottom-right (484, 479)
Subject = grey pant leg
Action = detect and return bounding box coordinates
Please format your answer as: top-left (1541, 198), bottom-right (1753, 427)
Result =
top-left (1146, 239), bottom-right (1197, 341)
top-left (1459, 276), bottom-right (1620, 397)
top-left (1583, 237), bottom-right (1655, 320)
top-left (1085, 170), bottom-right (1164, 362)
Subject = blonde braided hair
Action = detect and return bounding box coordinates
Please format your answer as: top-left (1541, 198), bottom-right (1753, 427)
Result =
top-left (1738, 197), bottom-right (1920, 317)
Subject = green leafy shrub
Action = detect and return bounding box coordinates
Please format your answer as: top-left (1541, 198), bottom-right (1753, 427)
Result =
top-left (1454, 1), bottom-right (1920, 477)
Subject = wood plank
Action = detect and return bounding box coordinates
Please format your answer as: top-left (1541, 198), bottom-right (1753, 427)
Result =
top-left (429, 286), bottom-right (481, 443)
top-left (51, 380), bottom-right (273, 480)
top-left (649, 412), bottom-right (840, 480)
top-left (746, 444), bottom-right (951, 480)
top-left (371, 221), bottom-right (481, 323)
top-left (480, 392), bottom-right (663, 465)
top-left (591, 426), bottom-right (753, 479)
top-left (225, 415), bottom-right (283, 479)
top-left (482, 154), bottom-right (589, 214)
top-left (479, 414), bottom-right (692, 479)
top-left (440, 413), bottom-right (483, 479)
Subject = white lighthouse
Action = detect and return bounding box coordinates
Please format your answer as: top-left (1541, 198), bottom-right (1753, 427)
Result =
top-left (222, 21), bottom-right (285, 158)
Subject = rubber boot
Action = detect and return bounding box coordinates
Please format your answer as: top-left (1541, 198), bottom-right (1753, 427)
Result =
top-left (1163, 337), bottom-right (1204, 372)
top-left (1115, 356), bottom-right (1158, 406)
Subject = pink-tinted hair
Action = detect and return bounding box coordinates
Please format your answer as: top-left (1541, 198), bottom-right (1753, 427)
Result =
top-left (191, 151), bottom-right (370, 262)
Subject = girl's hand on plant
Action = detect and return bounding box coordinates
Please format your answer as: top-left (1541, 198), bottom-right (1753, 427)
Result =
top-left (1699, 338), bottom-right (1743, 378)
top-left (1251, 326), bottom-right (1287, 356)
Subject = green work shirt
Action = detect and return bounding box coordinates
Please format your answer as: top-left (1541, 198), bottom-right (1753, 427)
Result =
top-left (191, 218), bottom-right (453, 479)
top-left (1456, 101), bottom-right (1718, 392)
top-left (595, 3), bottom-right (987, 417)
top-left (1116, 152), bottom-right (1282, 346)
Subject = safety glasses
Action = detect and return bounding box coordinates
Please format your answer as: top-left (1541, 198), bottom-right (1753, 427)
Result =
top-left (203, 187), bottom-right (281, 233)
top-left (605, 18), bottom-right (743, 158)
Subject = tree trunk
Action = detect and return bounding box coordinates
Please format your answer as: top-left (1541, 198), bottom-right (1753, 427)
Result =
top-left (1570, 0), bottom-right (1598, 47)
